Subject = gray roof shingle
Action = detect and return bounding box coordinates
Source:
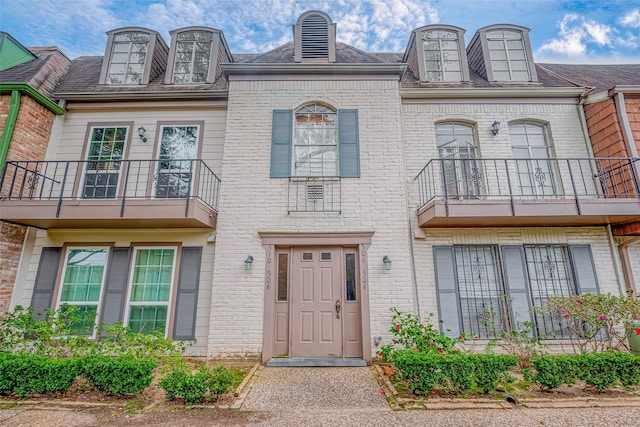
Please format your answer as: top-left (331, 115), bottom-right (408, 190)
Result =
top-left (0, 47), bottom-right (71, 98)
top-left (538, 63), bottom-right (640, 93)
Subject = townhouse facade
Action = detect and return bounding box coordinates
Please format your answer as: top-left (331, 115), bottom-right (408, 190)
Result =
top-left (0, 32), bottom-right (70, 313)
top-left (1, 11), bottom-right (637, 364)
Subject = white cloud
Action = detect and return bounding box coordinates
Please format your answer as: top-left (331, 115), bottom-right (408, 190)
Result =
top-left (620, 9), bottom-right (640, 27)
top-left (539, 14), bottom-right (617, 59)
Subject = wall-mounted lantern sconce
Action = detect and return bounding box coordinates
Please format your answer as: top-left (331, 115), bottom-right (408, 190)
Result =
top-left (138, 126), bottom-right (147, 143)
top-left (374, 336), bottom-right (383, 346)
top-left (491, 121), bottom-right (501, 136)
top-left (383, 255), bottom-right (392, 271)
top-left (244, 255), bottom-right (254, 271)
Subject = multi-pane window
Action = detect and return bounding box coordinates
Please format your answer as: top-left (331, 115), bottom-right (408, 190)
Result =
top-left (486, 29), bottom-right (531, 81)
top-left (525, 245), bottom-right (576, 339)
top-left (436, 123), bottom-right (481, 198)
top-left (455, 246), bottom-right (506, 338)
top-left (510, 122), bottom-right (559, 197)
top-left (83, 127), bottom-right (127, 199)
top-left (106, 32), bottom-right (149, 85)
top-left (57, 248), bottom-right (108, 335)
top-left (172, 31), bottom-right (212, 83)
top-left (422, 29), bottom-right (462, 81)
top-left (126, 248), bottom-right (176, 335)
top-left (156, 125), bottom-right (199, 198)
top-left (293, 104), bottom-right (337, 176)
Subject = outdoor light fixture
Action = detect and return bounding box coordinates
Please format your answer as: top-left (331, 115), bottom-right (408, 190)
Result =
top-left (491, 121), bottom-right (501, 136)
top-left (244, 255), bottom-right (254, 271)
top-left (138, 126), bottom-right (147, 143)
top-left (383, 255), bottom-right (392, 270)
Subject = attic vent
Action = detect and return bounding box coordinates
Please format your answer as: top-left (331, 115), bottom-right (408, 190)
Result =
top-left (301, 14), bottom-right (329, 59)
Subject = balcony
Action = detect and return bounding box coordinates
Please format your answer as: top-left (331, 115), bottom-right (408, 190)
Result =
top-left (288, 177), bottom-right (341, 213)
top-left (416, 157), bottom-right (640, 228)
top-left (0, 159), bottom-right (220, 229)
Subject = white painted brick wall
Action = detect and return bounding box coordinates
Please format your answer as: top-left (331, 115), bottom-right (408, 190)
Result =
top-left (208, 79), bottom-right (415, 357)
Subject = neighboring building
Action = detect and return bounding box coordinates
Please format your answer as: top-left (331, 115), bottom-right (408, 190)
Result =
top-left (0, 32), bottom-right (70, 313)
top-left (540, 63), bottom-right (640, 296)
top-left (1, 12), bottom-right (637, 363)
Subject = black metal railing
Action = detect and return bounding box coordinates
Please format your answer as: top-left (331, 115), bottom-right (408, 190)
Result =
top-left (288, 176), bottom-right (341, 213)
top-left (416, 157), bottom-right (640, 210)
top-left (0, 159), bottom-right (221, 216)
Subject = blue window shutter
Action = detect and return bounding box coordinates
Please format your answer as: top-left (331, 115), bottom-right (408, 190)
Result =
top-left (30, 247), bottom-right (62, 320)
top-left (98, 247), bottom-right (131, 334)
top-left (173, 247), bottom-right (202, 340)
top-left (338, 109), bottom-right (360, 178)
top-left (501, 245), bottom-right (535, 336)
top-left (270, 110), bottom-right (293, 178)
top-left (434, 246), bottom-right (462, 338)
top-left (569, 245), bottom-right (600, 295)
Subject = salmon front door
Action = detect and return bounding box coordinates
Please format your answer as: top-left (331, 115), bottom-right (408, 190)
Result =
top-left (290, 247), bottom-right (342, 357)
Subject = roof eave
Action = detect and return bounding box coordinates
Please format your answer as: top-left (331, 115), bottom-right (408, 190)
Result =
top-left (609, 85), bottom-right (640, 96)
top-left (0, 83), bottom-right (65, 114)
top-left (222, 63), bottom-right (406, 76)
top-left (53, 90), bottom-right (229, 101)
top-left (400, 87), bottom-right (586, 99)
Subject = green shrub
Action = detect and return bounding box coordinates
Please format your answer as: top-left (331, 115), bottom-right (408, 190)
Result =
top-left (0, 353), bottom-right (79, 397)
top-left (530, 355), bottom-right (579, 390)
top-left (80, 356), bottom-right (156, 395)
top-left (392, 350), bottom-right (516, 393)
top-left (158, 362), bottom-right (236, 405)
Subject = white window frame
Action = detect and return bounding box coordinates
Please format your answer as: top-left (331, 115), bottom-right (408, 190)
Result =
top-left (477, 25), bottom-right (538, 82)
top-left (123, 246), bottom-right (177, 337)
top-left (55, 246), bottom-right (109, 338)
top-left (292, 104), bottom-right (338, 177)
top-left (81, 126), bottom-right (128, 200)
top-left (409, 25), bottom-right (470, 83)
top-left (99, 28), bottom-right (164, 85)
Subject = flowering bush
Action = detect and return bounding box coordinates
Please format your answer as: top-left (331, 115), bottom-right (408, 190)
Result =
top-left (539, 293), bottom-right (640, 353)
top-left (378, 308), bottom-right (462, 361)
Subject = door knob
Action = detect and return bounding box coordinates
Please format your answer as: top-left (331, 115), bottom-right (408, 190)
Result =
top-left (335, 299), bottom-right (341, 319)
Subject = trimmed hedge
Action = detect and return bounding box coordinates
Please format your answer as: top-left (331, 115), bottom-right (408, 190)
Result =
top-left (0, 352), bottom-right (80, 397)
top-left (80, 355), bottom-right (156, 395)
top-left (0, 352), bottom-right (156, 397)
top-left (158, 362), bottom-right (235, 405)
top-left (530, 351), bottom-right (640, 391)
top-left (392, 350), bottom-right (517, 393)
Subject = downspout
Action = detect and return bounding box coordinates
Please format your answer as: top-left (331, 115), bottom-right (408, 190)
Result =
top-left (0, 90), bottom-right (21, 167)
top-left (607, 224), bottom-right (627, 296)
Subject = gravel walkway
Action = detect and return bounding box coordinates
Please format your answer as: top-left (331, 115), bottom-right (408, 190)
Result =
top-left (241, 367), bottom-right (389, 410)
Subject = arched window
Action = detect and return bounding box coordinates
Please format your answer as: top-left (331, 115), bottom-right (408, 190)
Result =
top-left (435, 123), bottom-right (480, 198)
top-left (106, 31), bottom-right (150, 84)
top-left (509, 122), bottom-right (559, 196)
top-left (171, 30), bottom-right (213, 83)
top-left (293, 104), bottom-right (337, 176)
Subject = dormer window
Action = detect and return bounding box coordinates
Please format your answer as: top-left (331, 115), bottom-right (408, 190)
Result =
top-left (404, 25), bottom-right (469, 83)
top-left (486, 29), bottom-right (530, 81)
top-left (467, 25), bottom-right (538, 82)
top-left (293, 11), bottom-right (336, 63)
top-left (165, 27), bottom-right (230, 85)
top-left (106, 32), bottom-right (149, 84)
top-left (99, 27), bottom-right (167, 86)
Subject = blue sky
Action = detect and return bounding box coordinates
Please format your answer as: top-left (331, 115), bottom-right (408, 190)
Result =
top-left (1, 0), bottom-right (639, 63)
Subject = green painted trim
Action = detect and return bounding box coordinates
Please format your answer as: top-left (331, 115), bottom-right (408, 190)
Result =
top-left (0, 89), bottom-right (21, 167)
top-left (0, 83), bottom-right (65, 115)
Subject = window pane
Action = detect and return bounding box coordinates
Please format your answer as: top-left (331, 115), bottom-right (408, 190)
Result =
top-left (277, 253), bottom-right (288, 301)
top-left (130, 249), bottom-right (174, 302)
top-left (128, 305), bottom-right (168, 335)
top-left (293, 105), bottom-right (337, 177)
top-left (345, 253), bottom-right (356, 301)
top-left (455, 246), bottom-right (506, 338)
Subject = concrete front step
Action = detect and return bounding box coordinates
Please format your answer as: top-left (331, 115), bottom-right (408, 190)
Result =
top-left (266, 357), bottom-right (367, 367)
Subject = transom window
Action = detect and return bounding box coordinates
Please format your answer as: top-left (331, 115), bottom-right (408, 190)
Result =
top-left (57, 247), bottom-right (108, 335)
top-left (486, 29), bottom-right (531, 81)
top-left (106, 32), bottom-right (149, 85)
top-left (422, 29), bottom-right (462, 81)
top-left (125, 247), bottom-right (176, 335)
top-left (293, 104), bottom-right (337, 176)
top-left (83, 127), bottom-right (127, 199)
top-left (172, 31), bottom-right (212, 83)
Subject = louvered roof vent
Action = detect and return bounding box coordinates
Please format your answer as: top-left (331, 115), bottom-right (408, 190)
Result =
top-left (294, 11), bottom-right (336, 63)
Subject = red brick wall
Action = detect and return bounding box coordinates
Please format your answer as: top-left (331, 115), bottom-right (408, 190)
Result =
top-left (0, 95), bottom-right (56, 313)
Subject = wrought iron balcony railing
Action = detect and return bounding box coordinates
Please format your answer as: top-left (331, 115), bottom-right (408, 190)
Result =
top-left (416, 157), bottom-right (640, 210)
top-left (0, 159), bottom-right (221, 216)
top-left (288, 176), bottom-right (341, 213)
